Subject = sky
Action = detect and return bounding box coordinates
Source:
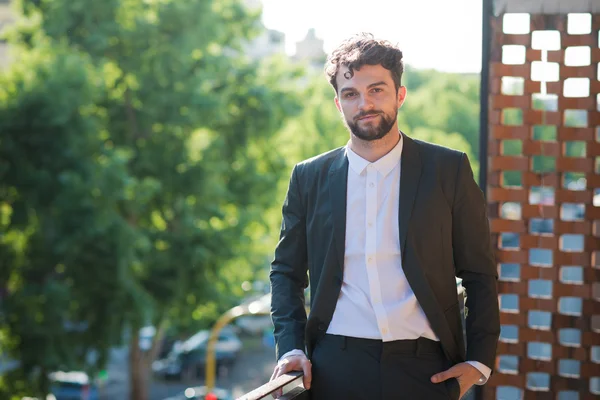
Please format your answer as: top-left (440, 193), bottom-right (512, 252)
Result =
top-left (258, 0), bottom-right (484, 73)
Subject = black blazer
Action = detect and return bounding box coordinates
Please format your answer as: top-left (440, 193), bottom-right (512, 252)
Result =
top-left (270, 134), bottom-right (500, 370)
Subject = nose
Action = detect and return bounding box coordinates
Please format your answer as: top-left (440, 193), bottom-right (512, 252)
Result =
top-left (357, 94), bottom-right (374, 111)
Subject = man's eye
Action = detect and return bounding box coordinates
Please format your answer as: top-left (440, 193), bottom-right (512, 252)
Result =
top-left (345, 92), bottom-right (356, 98)
top-left (372, 88), bottom-right (382, 93)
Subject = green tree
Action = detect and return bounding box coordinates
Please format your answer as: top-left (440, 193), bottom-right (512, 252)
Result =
top-left (276, 77), bottom-right (347, 163)
top-left (402, 71), bottom-right (480, 158)
top-left (0, 44), bottom-right (136, 398)
top-left (408, 127), bottom-right (479, 178)
top-left (1, 0), bottom-right (302, 398)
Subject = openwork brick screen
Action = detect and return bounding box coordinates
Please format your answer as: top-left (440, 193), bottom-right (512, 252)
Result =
top-left (484, 7), bottom-right (600, 400)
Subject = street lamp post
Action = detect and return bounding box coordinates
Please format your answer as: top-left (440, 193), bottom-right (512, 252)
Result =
top-left (205, 295), bottom-right (271, 394)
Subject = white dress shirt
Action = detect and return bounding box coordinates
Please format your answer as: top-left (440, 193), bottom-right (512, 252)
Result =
top-left (282, 135), bottom-right (490, 384)
top-left (326, 134), bottom-right (437, 342)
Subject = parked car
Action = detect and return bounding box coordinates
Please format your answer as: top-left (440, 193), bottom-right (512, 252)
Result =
top-left (162, 386), bottom-right (232, 400)
top-left (234, 294), bottom-right (272, 335)
top-left (49, 371), bottom-right (99, 400)
top-left (152, 327), bottom-right (242, 380)
top-left (139, 325), bottom-right (156, 351)
top-left (235, 314), bottom-right (272, 335)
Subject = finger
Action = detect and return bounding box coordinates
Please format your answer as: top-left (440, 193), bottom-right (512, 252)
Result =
top-left (430, 369), bottom-right (449, 383)
top-left (271, 386), bottom-right (281, 399)
top-left (270, 366), bottom-right (279, 399)
top-left (455, 377), bottom-right (465, 399)
top-left (270, 367), bottom-right (283, 399)
top-left (301, 359), bottom-right (312, 389)
top-left (270, 365), bottom-right (280, 382)
top-left (431, 366), bottom-right (458, 383)
top-left (274, 367), bottom-right (286, 399)
top-left (272, 364), bottom-right (288, 382)
top-left (273, 362), bottom-right (294, 397)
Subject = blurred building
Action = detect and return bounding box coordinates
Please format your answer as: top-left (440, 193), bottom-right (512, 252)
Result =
top-left (243, 0), bottom-right (325, 67)
top-left (242, 0), bottom-right (286, 60)
top-left (293, 28), bottom-right (326, 67)
top-left (244, 27), bottom-right (286, 60)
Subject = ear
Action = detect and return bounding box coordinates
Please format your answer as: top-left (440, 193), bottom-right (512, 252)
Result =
top-left (334, 96), bottom-right (342, 112)
top-left (397, 86), bottom-right (407, 109)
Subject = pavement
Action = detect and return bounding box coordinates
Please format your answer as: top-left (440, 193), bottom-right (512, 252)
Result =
top-left (99, 336), bottom-right (276, 400)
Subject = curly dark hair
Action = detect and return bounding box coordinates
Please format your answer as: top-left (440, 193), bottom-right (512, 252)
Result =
top-left (325, 33), bottom-right (404, 94)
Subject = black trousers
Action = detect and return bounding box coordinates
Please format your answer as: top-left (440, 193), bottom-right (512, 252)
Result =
top-left (310, 334), bottom-right (461, 400)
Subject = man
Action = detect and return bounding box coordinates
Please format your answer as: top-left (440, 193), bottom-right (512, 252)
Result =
top-left (269, 33), bottom-right (500, 400)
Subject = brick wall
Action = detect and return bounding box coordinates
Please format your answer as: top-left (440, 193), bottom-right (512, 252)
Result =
top-left (485, 12), bottom-right (600, 400)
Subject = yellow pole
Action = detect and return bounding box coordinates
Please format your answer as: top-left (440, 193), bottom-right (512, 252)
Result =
top-left (205, 305), bottom-right (245, 392)
top-left (204, 294), bottom-right (306, 393)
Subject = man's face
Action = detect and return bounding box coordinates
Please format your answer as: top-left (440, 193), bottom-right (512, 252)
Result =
top-left (334, 64), bottom-right (406, 142)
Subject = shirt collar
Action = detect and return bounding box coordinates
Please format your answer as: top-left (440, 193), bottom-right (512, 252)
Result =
top-left (346, 133), bottom-right (404, 177)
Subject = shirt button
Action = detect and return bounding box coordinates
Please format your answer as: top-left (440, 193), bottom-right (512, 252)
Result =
top-left (367, 257), bottom-right (373, 263)
top-left (369, 182), bottom-right (375, 188)
top-left (382, 328), bottom-right (388, 335)
top-left (368, 221), bottom-right (373, 227)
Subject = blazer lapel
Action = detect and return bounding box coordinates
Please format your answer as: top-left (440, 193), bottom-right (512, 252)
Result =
top-left (329, 149), bottom-right (349, 275)
top-left (397, 136), bottom-right (461, 362)
top-left (398, 134), bottom-right (422, 255)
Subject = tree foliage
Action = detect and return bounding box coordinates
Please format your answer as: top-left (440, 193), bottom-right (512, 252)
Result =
top-left (0, 44), bottom-right (136, 397)
top-left (0, 0), bottom-right (302, 398)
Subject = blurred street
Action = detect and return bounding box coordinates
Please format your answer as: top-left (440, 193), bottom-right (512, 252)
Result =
top-left (99, 336), bottom-right (276, 400)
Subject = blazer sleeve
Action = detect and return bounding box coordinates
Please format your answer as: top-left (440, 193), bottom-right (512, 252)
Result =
top-left (269, 164), bottom-right (309, 360)
top-left (452, 153), bottom-right (500, 370)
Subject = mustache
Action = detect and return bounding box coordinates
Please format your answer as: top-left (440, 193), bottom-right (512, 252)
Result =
top-left (354, 111), bottom-right (382, 121)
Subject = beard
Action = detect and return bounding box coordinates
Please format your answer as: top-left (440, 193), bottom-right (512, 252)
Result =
top-left (344, 109), bottom-right (397, 141)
